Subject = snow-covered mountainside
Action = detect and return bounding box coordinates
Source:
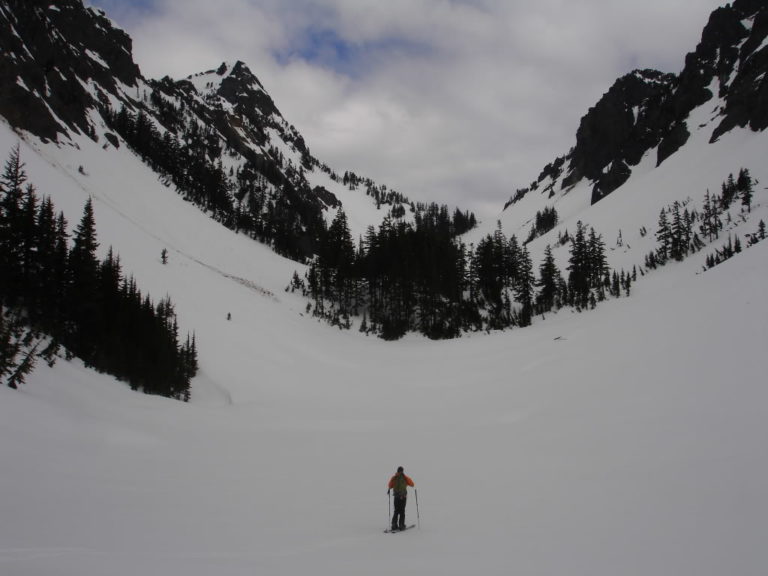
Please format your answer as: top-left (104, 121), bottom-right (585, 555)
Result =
top-left (0, 0), bottom-right (423, 256)
top-left (1, 0), bottom-right (767, 574)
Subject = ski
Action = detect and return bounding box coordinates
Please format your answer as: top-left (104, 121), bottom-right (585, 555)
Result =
top-left (384, 524), bottom-right (416, 533)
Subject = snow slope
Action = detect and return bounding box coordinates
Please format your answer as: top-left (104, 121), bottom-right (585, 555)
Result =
top-left (1, 117), bottom-right (767, 575)
top-left (471, 92), bottom-right (768, 278)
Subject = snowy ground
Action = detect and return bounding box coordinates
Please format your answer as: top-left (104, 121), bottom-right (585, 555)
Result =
top-left (1, 123), bottom-right (767, 575)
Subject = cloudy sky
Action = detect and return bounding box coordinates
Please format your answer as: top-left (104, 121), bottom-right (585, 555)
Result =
top-left (88, 0), bottom-right (725, 219)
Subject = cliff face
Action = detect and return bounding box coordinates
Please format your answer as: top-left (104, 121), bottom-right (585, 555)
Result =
top-left (509, 0), bottom-right (768, 209)
top-left (0, 0), bottom-right (140, 141)
top-left (564, 70), bottom-right (678, 203)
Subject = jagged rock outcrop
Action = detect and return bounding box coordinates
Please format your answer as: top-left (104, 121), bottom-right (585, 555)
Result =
top-left (507, 0), bottom-right (768, 209)
top-left (0, 0), bottom-right (139, 141)
top-left (562, 70), bottom-right (677, 203)
top-left (710, 3), bottom-right (768, 139)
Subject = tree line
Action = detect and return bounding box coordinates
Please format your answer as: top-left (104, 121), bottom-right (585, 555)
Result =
top-left (291, 204), bottom-right (631, 340)
top-left (0, 146), bottom-right (197, 397)
top-left (294, 166), bottom-right (762, 341)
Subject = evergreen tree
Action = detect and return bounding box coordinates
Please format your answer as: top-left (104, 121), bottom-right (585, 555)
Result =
top-left (700, 190), bottom-right (721, 242)
top-left (737, 168), bottom-right (753, 213)
top-left (507, 234), bottom-right (521, 287)
top-left (656, 208), bottom-right (671, 262)
top-left (682, 208), bottom-right (693, 254)
top-left (50, 212), bottom-right (69, 341)
top-left (587, 227), bottom-right (607, 287)
top-left (536, 245), bottom-right (560, 313)
top-left (515, 245), bottom-right (535, 327)
top-left (65, 198), bottom-right (100, 363)
top-left (0, 144), bottom-right (27, 306)
top-left (567, 221), bottom-right (590, 309)
top-left (669, 201), bottom-right (685, 261)
top-left (720, 173), bottom-right (737, 209)
top-left (31, 196), bottom-right (58, 326)
top-left (0, 307), bottom-right (41, 389)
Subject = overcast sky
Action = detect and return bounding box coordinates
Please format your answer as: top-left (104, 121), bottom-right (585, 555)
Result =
top-left (88, 0), bottom-right (725, 219)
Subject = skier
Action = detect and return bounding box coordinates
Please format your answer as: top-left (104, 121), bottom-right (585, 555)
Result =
top-left (387, 466), bottom-right (415, 531)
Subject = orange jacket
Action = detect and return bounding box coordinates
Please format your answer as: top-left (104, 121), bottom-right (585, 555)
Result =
top-left (388, 473), bottom-right (415, 494)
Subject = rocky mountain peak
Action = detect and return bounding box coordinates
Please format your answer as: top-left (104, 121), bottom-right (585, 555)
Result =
top-left (507, 0), bottom-right (768, 210)
top-left (563, 69), bottom-right (677, 202)
top-left (214, 60), bottom-right (281, 121)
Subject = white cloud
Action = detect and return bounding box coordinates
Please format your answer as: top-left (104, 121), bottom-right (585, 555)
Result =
top-left (91, 0), bottom-right (725, 220)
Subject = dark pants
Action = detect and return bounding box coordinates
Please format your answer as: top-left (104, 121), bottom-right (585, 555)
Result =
top-left (392, 495), bottom-right (407, 529)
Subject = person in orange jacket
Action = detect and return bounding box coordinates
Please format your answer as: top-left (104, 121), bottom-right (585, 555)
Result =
top-left (387, 466), bottom-right (415, 531)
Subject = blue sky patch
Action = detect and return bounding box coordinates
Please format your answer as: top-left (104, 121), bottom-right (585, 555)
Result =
top-left (275, 26), bottom-right (432, 78)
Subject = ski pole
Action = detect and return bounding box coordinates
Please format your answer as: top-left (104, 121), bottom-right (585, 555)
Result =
top-left (388, 490), bottom-right (391, 528)
top-left (415, 488), bottom-right (420, 529)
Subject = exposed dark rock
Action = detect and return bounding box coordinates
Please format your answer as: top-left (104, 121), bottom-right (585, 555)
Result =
top-left (0, 0), bottom-right (140, 141)
top-left (563, 69), bottom-right (676, 197)
top-left (553, 0), bottom-right (767, 205)
top-left (313, 185), bottom-right (341, 209)
top-left (711, 7), bottom-right (768, 140)
top-left (103, 132), bottom-right (119, 148)
top-left (218, 61), bottom-right (279, 121)
top-left (657, 122), bottom-right (690, 166)
top-left (591, 160), bottom-right (632, 205)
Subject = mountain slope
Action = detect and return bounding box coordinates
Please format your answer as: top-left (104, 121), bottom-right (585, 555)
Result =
top-left (0, 0), bottom-right (433, 258)
top-left (485, 0), bottom-right (768, 285)
top-left (500, 0), bottom-right (768, 212)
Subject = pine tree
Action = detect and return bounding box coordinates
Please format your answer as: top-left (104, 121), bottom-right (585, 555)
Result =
top-left (700, 190), bottom-right (722, 242)
top-left (738, 168), bottom-right (753, 213)
top-left (682, 208), bottom-right (693, 254)
top-left (0, 145), bottom-right (28, 306)
top-left (19, 184), bottom-right (39, 307)
top-left (656, 209), bottom-right (671, 262)
top-left (669, 201), bottom-right (685, 261)
top-left (66, 198), bottom-right (100, 363)
top-left (567, 221), bottom-right (590, 308)
top-left (507, 234), bottom-right (521, 289)
top-left (50, 212), bottom-right (69, 340)
top-left (721, 173), bottom-right (738, 209)
top-left (515, 245), bottom-right (535, 327)
top-left (536, 245), bottom-right (560, 313)
top-left (32, 196), bottom-right (58, 327)
top-left (587, 227), bottom-right (607, 287)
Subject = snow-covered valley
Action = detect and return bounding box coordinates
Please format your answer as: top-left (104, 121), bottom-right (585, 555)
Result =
top-left (1, 119), bottom-right (766, 575)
